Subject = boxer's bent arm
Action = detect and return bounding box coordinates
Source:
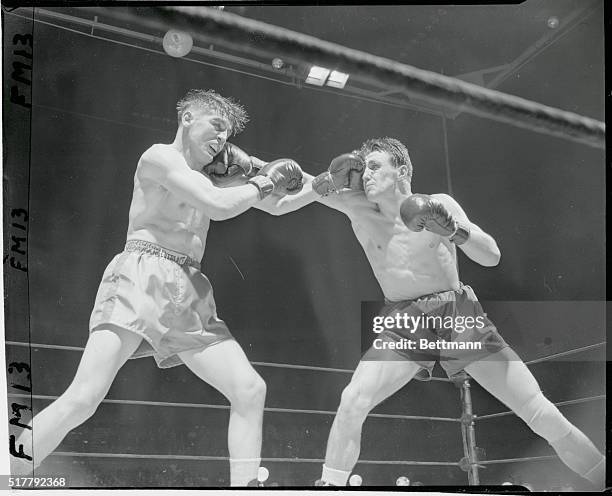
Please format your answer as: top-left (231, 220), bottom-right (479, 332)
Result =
top-left (256, 172), bottom-right (362, 216)
top-left (432, 193), bottom-right (501, 267)
top-left (139, 145), bottom-right (260, 221)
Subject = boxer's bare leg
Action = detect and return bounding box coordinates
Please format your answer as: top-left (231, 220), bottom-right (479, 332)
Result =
top-left (321, 359), bottom-right (422, 485)
top-left (11, 327), bottom-right (143, 474)
top-left (466, 348), bottom-right (605, 488)
top-left (178, 340), bottom-right (266, 487)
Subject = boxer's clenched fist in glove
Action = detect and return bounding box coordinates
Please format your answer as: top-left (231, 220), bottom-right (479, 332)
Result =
top-left (204, 143), bottom-right (266, 178)
top-left (248, 159), bottom-right (304, 199)
top-left (312, 152), bottom-right (365, 196)
top-left (400, 194), bottom-right (470, 245)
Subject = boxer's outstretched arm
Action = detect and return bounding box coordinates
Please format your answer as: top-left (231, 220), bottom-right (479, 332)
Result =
top-left (255, 173), bottom-right (319, 215)
top-left (257, 172), bottom-right (354, 215)
top-left (433, 194), bottom-right (501, 267)
top-left (256, 153), bottom-right (366, 216)
top-left (139, 144), bottom-right (261, 221)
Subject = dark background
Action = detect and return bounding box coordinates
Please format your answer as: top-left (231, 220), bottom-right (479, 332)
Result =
top-left (3, 0), bottom-right (605, 489)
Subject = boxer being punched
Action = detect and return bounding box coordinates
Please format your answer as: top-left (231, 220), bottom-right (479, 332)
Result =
top-left (12, 89), bottom-right (303, 486)
top-left (252, 137), bottom-right (605, 488)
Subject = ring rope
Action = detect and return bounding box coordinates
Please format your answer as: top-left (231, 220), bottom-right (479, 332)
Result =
top-left (13, 8), bottom-right (442, 117)
top-left (50, 451), bottom-right (560, 467)
top-left (5, 340), bottom-right (454, 380)
top-left (8, 339), bottom-right (602, 375)
top-left (524, 341), bottom-right (605, 365)
top-left (8, 393), bottom-right (461, 423)
top-left (82, 6), bottom-right (606, 148)
top-left (50, 451), bottom-right (459, 466)
top-left (478, 455), bottom-right (558, 465)
top-left (6, 10), bottom-right (318, 103)
top-left (475, 394), bottom-right (605, 421)
top-left (5, 340), bottom-right (355, 373)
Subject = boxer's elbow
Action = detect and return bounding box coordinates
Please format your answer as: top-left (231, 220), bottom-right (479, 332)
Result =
top-left (270, 204), bottom-right (297, 216)
top-left (260, 199), bottom-right (301, 216)
top-left (208, 201), bottom-right (243, 221)
top-left (208, 208), bottom-right (232, 221)
top-left (262, 204), bottom-right (286, 216)
top-left (482, 245), bottom-right (501, 267)
top-left (474, 232), bottom-right (501, 267)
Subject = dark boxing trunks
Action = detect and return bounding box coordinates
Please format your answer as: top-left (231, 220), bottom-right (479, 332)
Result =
top-left (362, 284), bottom-right (508, 380)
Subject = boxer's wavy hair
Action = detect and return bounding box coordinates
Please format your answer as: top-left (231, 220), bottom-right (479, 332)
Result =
top-left (358, 137), bottom-right (413, 183)
top-left (176, 89), bottom-right (249, 136)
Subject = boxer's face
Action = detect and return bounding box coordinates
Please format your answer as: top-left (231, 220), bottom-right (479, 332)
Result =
top-left (182, 108), bottom-right (230, 165)
top-left (362, 150), bottom-right (399, 200)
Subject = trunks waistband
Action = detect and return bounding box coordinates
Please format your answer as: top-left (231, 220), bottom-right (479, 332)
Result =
top-left (384, 283), bottom-right (472, 304)
top-left (125, 240), bottom-right (200, 269)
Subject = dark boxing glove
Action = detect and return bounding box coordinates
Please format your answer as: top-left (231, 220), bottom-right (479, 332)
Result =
top-left (399, 194), bottom-right (470, 245)
top-left (204, 143), bottom-right (266, 178)
top-left (248, 159), bottom-right (304, 199)
top-left (312, 152), bottom-right (365, 196)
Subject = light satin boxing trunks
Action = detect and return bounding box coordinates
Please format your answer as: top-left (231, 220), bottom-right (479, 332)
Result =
top-left (89, 239), bottom-right (234, 368)
top-left (362, 284), bottom-right (508, 380)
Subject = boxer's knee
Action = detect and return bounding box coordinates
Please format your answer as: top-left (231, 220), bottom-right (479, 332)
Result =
top-left (57, 388), bottom-right (105, 423)
top-left (337, 384), bottom-right (375, 423)
top-left (231, 374), bottom-right (267, 412)
top-left (515, 391), bottom-right (572, 442)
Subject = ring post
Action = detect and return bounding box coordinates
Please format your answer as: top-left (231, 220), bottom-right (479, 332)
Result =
top-left (452, 372), bottom-right (482, 485)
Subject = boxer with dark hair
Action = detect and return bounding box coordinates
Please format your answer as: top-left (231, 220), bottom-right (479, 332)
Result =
top-left (254, 136), bottom-right (605, 489)
top-left (12, 89), bottom-right (303, 486)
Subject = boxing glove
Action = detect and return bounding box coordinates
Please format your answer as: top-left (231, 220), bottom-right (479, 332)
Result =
top-left (400, 194), bottom-right (470, 245)
top-left (248, 159), bottom-right (304, 199)
top-left (205, 143), bottom-right (265, 177)
top-left (312, 152), bottom-right (365, 196)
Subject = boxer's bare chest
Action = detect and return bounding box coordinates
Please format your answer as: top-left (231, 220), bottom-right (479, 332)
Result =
top-left (127, 174), bottom-right (210, 259)
top-left (137, 181), bottom-right (208, 233)
top-left (349, 204), bottom-right (459, 297)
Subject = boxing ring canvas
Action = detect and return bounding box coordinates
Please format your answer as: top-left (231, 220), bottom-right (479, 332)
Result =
top-left (2, 2), bottom-right (607, 490)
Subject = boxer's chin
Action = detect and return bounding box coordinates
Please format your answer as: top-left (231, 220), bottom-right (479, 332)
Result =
top-left (364, 185), bottom-right (378, 201)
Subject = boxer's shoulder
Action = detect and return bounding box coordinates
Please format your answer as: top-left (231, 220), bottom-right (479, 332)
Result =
top-left (320, 189), bottom-right (374, 213)
top-left (137, 143), bottom-right (189, 179)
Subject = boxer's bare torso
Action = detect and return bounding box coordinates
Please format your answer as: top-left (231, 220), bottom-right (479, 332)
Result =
top-left (126, 144), bottom-right (211, 261)
top-left (327, 191), bottom-right (460, 301)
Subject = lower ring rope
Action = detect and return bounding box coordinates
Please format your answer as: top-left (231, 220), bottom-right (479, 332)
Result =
top-left (50, 451), bottom-right (460, 466)
top-left (50, 451), bottom-right (558, 466)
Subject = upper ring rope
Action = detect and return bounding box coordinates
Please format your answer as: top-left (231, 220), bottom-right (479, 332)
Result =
top-left (6, 340), bottom-right (452, 380)
top-left (7, 340), bottom-right (603, 374)
top-left (524, 342), bottom-right (605, 365)
top-left (84, 6), bottom-right (605, 148)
